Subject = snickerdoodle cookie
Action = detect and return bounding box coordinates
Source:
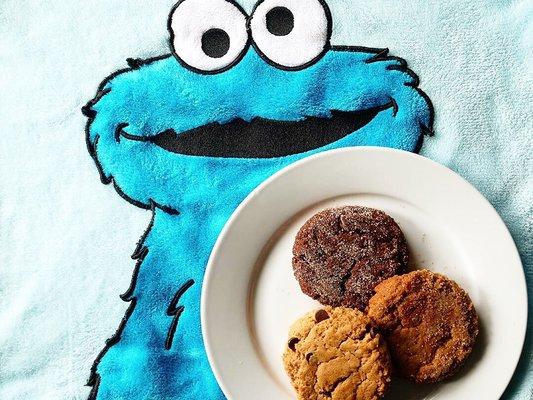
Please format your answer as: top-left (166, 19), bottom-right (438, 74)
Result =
top-left (293, 206), bottom-right (409, 311)
top-left (367, 270), bottom-right (479, 383)
top-left (283, 307), bottom-right (391, 400)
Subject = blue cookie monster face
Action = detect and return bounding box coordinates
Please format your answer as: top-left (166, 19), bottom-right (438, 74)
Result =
top-left (84, 0), bottom-right (433, 213)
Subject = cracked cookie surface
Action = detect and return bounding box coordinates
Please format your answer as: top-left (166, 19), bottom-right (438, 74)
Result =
top-left (292, 206), bottom-right (408, 310)
top-left (367, 270), bottom-right (479, 383)
top-left (283, 307), bottom-right (391, 400)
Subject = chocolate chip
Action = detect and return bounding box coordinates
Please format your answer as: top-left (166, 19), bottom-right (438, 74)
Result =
top-left (355, 323), bottom-right (369, 339)
top-left (288, 337), bottom-right (300, 351)
top-left (305, 352), bottom-right (314, 362)
top-left (357, 330), bottom-right (367, 340)
top-left (315, 309), bottom-right (330, 323)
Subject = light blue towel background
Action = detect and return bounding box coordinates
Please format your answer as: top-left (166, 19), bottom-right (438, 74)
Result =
top-left (0, 0), bottom-right (531, 399)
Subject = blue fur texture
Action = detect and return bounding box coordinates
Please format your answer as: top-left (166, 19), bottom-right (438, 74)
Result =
top-left (85, 44), bottom-right (432, 398)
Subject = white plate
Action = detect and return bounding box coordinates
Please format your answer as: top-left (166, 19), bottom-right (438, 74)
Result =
top-left (201, 147), bottom-right (527, 400)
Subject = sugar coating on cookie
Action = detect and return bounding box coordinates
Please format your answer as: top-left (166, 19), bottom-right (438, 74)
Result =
top-left (367, 270), bottom-right (479, 383)
top-left (292, 206), bottom-right (409, 310)
top-left (283, 307), bottom-right (391, 400)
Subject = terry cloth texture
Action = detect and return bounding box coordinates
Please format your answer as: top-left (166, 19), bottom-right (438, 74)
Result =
top-left (0, 0), bottom-right (530, 399)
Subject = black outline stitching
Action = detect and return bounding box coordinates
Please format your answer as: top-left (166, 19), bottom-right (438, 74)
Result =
top-left (247, 0), bottom-right (333, 71)
top-left (414, 128), bottom-right (425, 153)
top-left (86, 297), bottom-right (139, 391)
top-left (165, 279), bottom-right (195, 350)
top-left (165, 306), bottom-right (185, 350)
top-left (388, 96), bottom-right (399, 117)
top-left (167, 0), bottom-right (251, 75)
top-left (126, 58), bottom-right (145, 70)
top-left (131, 208), bottom-right (156, 260)
top-left (364, 47), bottom-right (389, 62)
top-left (87, 375), bottom-right (101, 400)
top-left (114, 122), bottom-right (128, 143)
top-left (416, 87), bottom-right (435, 138)
top-left (120, 247), bottom-right (148, 302)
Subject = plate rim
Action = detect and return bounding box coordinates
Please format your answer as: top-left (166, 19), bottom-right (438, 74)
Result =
top-left (201, 146), bottom-right (528, 399)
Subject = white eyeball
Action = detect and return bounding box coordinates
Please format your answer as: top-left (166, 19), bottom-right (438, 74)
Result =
top-left (169, 0), bottom-right (249, 73)
top-left (249, 0), bottom-right (331, 69)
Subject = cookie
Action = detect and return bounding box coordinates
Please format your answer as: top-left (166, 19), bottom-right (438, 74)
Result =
top-left (367, 270), bottom-right (479, 383)
top-left (283, 307), bottom-right (391, 400)
top-left (292, 206), bottom-right (409, 310)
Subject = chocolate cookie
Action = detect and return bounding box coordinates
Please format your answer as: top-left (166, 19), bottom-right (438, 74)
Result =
top-left (367, 270), bottom-right (479, 383)
top-left (292, 206), bottom-right (409, 310)
top-left (283, 307), bottom-right (391, 400)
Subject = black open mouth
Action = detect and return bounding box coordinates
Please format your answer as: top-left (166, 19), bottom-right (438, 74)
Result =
top-left (118, 102), bottom-right (394, 158)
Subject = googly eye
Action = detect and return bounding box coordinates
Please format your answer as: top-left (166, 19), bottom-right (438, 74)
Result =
top-left (168, 0), bottom-right (249, 73)
top-left (249, 0), bottom-right (332, 70)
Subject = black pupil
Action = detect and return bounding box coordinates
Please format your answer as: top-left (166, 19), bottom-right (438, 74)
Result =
top-left (201, 28), bottom-right (230, 58)
top-left (266, 7), bottom-right (294, 36)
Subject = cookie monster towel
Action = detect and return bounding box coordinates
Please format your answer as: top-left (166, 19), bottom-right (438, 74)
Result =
top-left (82, 0), bottom-right (433, 398)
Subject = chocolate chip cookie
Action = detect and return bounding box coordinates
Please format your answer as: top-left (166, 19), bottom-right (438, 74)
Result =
top-left (292, 206), bottom-right (409, 310)
top-left (283, 307), bottom-right (391, 400)
top-left (367, 270), bottom-right (479, 383)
